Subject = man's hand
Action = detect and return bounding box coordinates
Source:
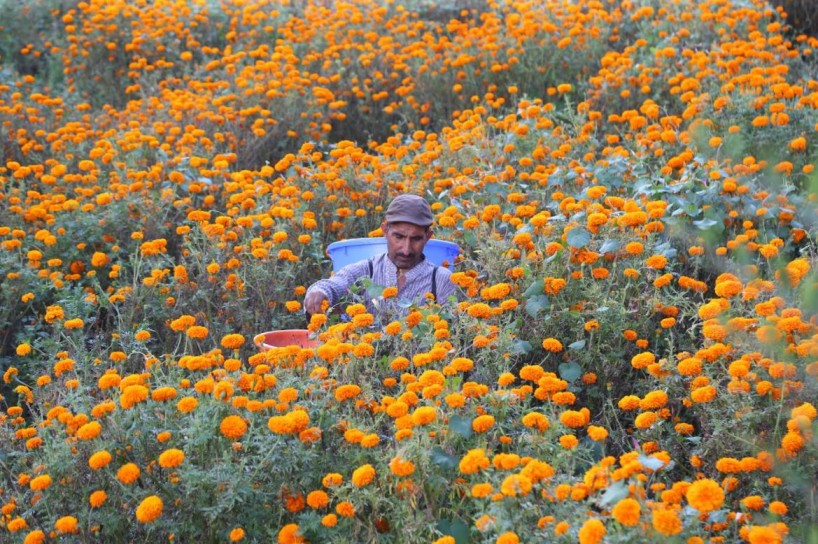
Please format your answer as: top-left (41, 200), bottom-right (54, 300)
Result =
top-left (304, 290), bottom-right (329, 315)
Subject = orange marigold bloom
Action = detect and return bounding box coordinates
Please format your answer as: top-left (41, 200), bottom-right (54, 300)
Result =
top-left (117, 462), bottom-right (141, 484)
top-left (652, 508), bottom-right (682, 535)
top-left (186, 325), bottom-right (209, 339)
top-left (158, 448), bottom-right (185, 469)
top-left (306, 490), bottom-right (329, 509)
top-left (220, 415), bottom-right (248, 440)
top-left (686, 478), bottom-right (725, 513)
top-left (352, 464), bottom-right (375, 487)
top-left (76, 421), bottom-right (102, 440)
top-left (645, 255), bottom-right (667, 270)
top-left (542, 338), bottom-right (563, 352)
top-left (472, 414), bottom-right (495, 433)
top-left (612, 497), bottom-right (641, 526)
top-left (221, 334), bottom-right (245, 350)
top-left (578, 518), bottom-right (606, 544)
top-left (55, 515), bottom-right (79, 534)
top-left (136, 495), bottom-right (163, 523)
top-left (89, 490), bottom-right (107, 508)
top-left (88, 450), bottom-right (112, 470)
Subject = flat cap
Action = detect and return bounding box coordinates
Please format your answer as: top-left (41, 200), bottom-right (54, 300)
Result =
top-left (384, 194), bottom-right (434, 227)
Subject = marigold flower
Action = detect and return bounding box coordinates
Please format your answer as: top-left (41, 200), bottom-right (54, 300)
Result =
top-left (89, 490), bottom-right (107, 508)
top-left (686, 478), bottom-right (725, 513)
top-left (117, 462), bottom-right (141, 484)
top-left (229, 528), bottom-right (246, 542)
top-left (652, 507), bottom-right (682, 535)
top-left (352, 464), bottom-right (375, 487)
top-left (76, 420), bottom-right (102, 440)
top-left (221, 334), bottom-right (245, 350)
top-left (578, 518), bottom-right (606, 544)
top-left (541, 338), bottom-right (563, 352)
top-left (158, 448), bottom-right (185, 469)
top-left (55, 515), bottom-right (79, 534)
top-left (612, 497), bottom-right (641, 526)
top-left (136, 495), bottom-right (163, 523)
top-left (472, 414), bottom-right (495, 432)
top-left (88, 450), bottom-right (113, 470)
top-left (29, 474), bottom-right (51, 491)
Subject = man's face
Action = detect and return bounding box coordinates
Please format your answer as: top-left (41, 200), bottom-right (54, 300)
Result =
top-left (383, 222), bottom-right (432, 270)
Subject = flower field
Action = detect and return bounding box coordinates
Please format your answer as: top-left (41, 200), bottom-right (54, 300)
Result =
top-left (1, 0), bottom-right (818, 542)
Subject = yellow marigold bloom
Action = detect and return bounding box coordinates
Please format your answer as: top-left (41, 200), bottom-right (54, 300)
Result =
top-left (541, 338), bottom-right (563, 352)
top-left (44, 304), bottom-right (65, 323)
top-left (158, 448), bottom-right (185, 469)
top-left (136, 495), bottom-right (163, 523)
top-left (76, 421), bottom-right (102, 440)
top-left (611, 497), bottom-right (641, 526)
top-left (221, 334), bottom-right (245, 350)
top-left (652, 507), bottom-right (682, 535)
top-left (220, 415), bottom-right (247, 440)
top-left (55, 515), bottom-right (79, 534)
top-left (686, 478), bottom-right (725, 513)
top-left (88, 450), bottom-right (112, 470)
top-left (117, 463), bottom-right (141, 484)
top-left (352, 464), bottom-right (376, 487)
top-left (16, 343), bottom-right (32, 356)
top-left (578, 518), bottom-right (606, 544)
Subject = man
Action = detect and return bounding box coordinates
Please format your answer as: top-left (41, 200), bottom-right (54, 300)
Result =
top-left (304, 194), bottom-right (457, 318)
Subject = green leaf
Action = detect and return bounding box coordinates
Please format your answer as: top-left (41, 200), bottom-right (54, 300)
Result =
top-left (430, 447), bottom-right (458, 471)
top-left (597, 480), bottom-right (629, 507)
top-left (449, 415), bottom-right (474, 439)
top-left (510, 339), bottom-right (533, 355)
top-left (568, 339), bottom-right (586, 350)
top-left (525, 294), bottom-right (550, 318)
top-left (637, 454), bottom-right (666, 471)
top-left (599, 239), bottom-right (620, 253)
top-left (436, 519), bottom-right (470, 544)
top-left (558, 362), bottom-right (582, 382)
top-left (523, 279), bottom-right (545, 297)
top-left (692, 218), bottom-right (719, 230)
top-left (566, 226), bottom-right (591, 248)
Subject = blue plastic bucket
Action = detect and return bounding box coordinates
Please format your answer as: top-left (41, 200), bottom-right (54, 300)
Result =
top-left (326, 237), bottom-right (459, 272)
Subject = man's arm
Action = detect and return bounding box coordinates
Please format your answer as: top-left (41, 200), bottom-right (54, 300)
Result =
top-left (304, 259), bottom-right (371, 314)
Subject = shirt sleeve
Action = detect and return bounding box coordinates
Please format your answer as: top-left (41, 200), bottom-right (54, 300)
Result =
top-left (434, 267), bottom-right (458, 305)
top-left (305, 259), bottom-right (372, 307)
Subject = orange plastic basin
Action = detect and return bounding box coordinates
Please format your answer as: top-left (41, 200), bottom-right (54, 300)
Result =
top-left (254, 329), bottom-right (319, 351)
